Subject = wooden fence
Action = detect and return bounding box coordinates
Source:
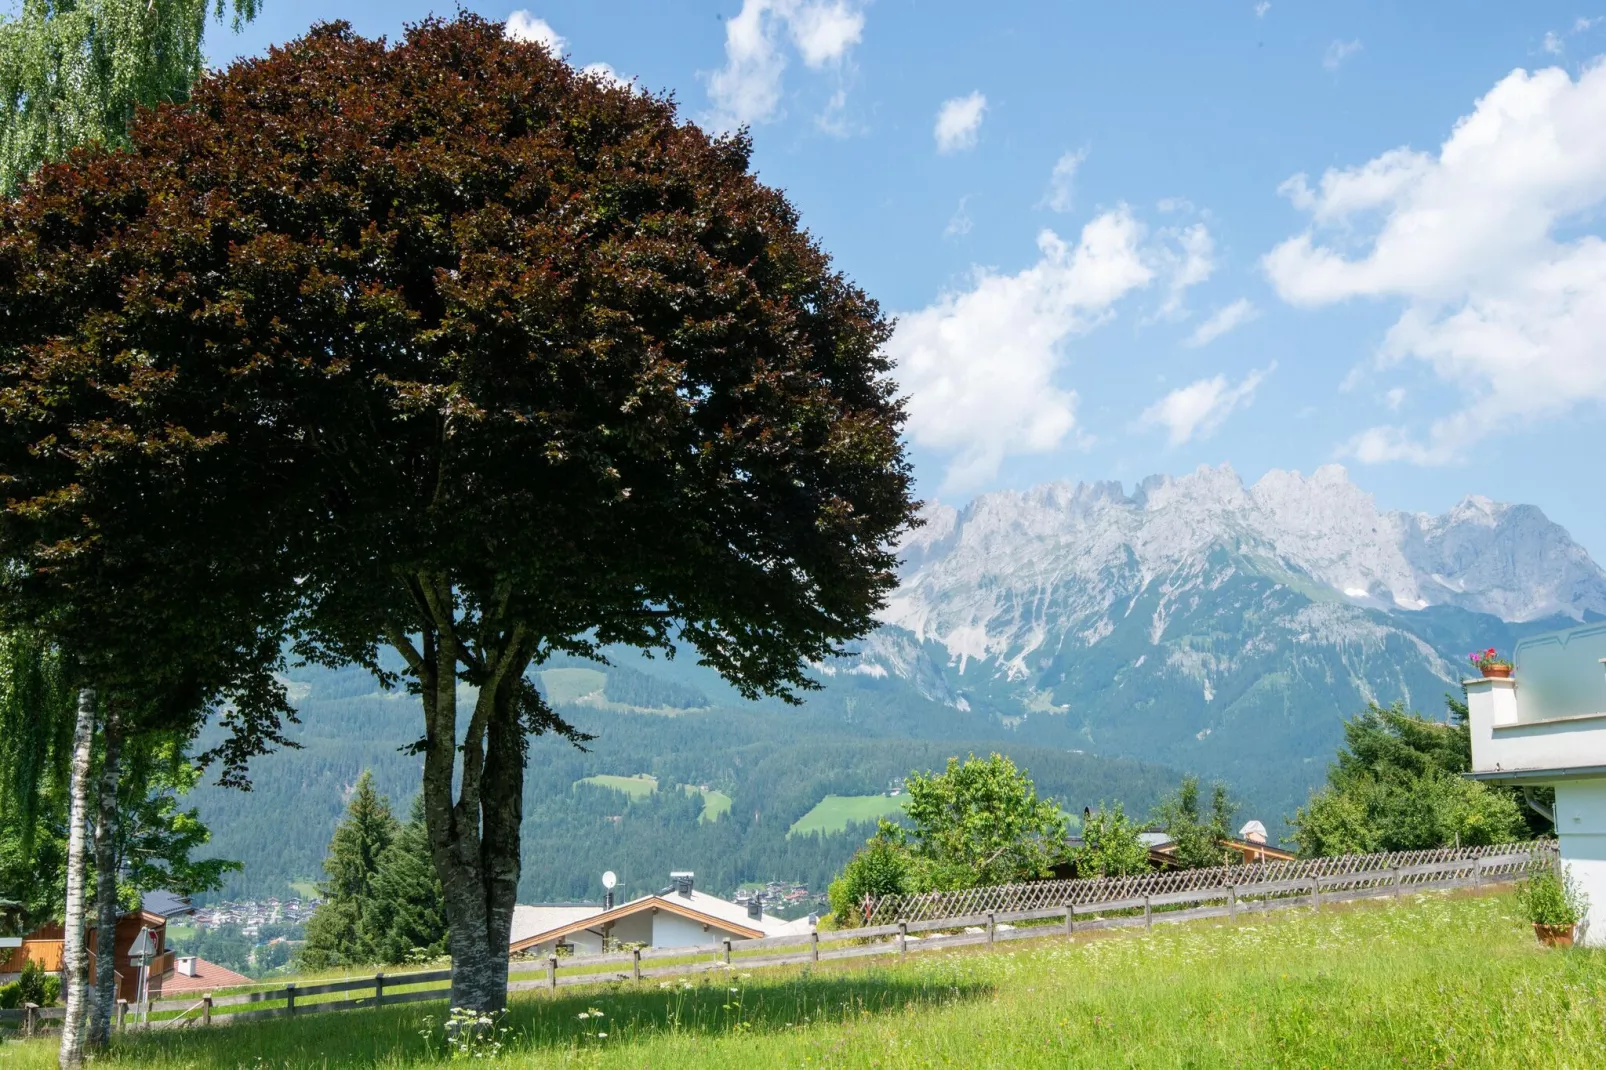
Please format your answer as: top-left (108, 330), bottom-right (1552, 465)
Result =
top-left (0, 842), bottom-right (1555, 1037)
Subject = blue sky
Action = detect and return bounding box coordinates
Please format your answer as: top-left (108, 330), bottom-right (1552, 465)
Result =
top-left (209, 2), bottom-right (1606, 556)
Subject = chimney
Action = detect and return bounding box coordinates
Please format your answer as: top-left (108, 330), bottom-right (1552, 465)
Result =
top-left (175, 956), bottom-right (198, 978)
top-left (746, 896), bottom-right (763, 921)
top-left (670, 871), bottom-right (694, 898)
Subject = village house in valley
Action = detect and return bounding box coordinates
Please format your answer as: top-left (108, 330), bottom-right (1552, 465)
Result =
top-left (509, 872), bottom-right (813, 958)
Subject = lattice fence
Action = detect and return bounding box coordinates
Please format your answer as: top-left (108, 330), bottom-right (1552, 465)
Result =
top-left (862, 841), bottom-right (1555, 925)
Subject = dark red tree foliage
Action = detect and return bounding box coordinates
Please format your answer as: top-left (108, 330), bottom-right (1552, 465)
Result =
top-left (0, 16), bottom-right (914, 1007)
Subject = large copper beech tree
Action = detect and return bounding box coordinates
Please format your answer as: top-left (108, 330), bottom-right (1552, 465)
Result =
top-left (0, 17), bottom-right (915, 1008)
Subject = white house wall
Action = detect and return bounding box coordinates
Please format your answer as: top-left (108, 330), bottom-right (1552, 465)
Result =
top-left (652, 910), bottom-right (719, 949)
top-left (1466, 678), bottom-right (1606, 776)
top-left (1556, 779), bottom-right (1606, 948)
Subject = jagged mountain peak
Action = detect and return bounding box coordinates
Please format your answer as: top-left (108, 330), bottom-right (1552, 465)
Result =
top-left (894, 467), bottom-right (1606, 648)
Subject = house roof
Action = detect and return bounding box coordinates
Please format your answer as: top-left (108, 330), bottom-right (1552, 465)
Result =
top-left (509, 904), bottom-right (604, 946)
top-left (509, 889), bottom-right (804, 953)
top-left (140, 891), bottom-right (195, 919)
top-left (156, 957), bottom-right (252, 995)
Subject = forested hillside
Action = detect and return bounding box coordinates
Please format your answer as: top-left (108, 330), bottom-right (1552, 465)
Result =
top-left (191, 655), bottom-right (1179, 902)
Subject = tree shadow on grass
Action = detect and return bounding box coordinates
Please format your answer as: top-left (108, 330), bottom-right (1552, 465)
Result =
top-left (101, 969), bottom-right (994, 1067)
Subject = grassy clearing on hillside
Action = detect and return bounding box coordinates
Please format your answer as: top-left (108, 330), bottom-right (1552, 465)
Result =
top-left (577, 773), bottom-right (659, 800)
top-left (576, 775), bottom-right (729, 822)
top-left (7, 889), bottom-right (1603, 1068)
top-left (788, 793), bottom-right (908, 836)
top-left (538, 668), bottom-right (608, 705)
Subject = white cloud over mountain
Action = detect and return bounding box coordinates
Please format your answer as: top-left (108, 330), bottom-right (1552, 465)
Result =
top-left (888, 211), bottom-right (1153, 491)
top-left (1265, 62), bottom-right (1606, 465)
top-left (704, 0), bottom-right (866, 131)
top-left (1141, 365), bottom-right (1271, 445)
top-left (889, 209), bottom-right (1228, 490)
top-left (935, 92), bottom-right (987, 154)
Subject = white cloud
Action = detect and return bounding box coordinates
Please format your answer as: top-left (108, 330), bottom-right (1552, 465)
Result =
top-left (703, 1), bottom-right (866, 132)
top-left (1384, 387), bottom-right (1407, 411)
top-left (1323, 39), bottom-right (1362, 71)
top-left (1156, 223), bottom-right (1215, 319)
top-left (944, 197), bottom-right (973, 239)
top-left (1579, 16), bottom-right (1602, 32)
top-left (1265, 63), bottom-right (1606, 464)
top-left (887, 210), bottom-right (1155, 490)
top-left (787, 0), bottom-right (864, 66)
top-left (581, 62), bottom-right (630, 89)
top-left (506, 11), bottom-right (566, 53)
top-left (935, 91), bottom-right (987, 154)
top-left (1141, 366), bottom-right (1273, 446)
top-left (1543, 31), bottom-right (1565, 55)
top-left (1042, 148), bottom-right (1088, 213)
top-left (1255, 2), bottom-right (1271, 16)
top-left (1186, 298), bottom-right (1259, 347)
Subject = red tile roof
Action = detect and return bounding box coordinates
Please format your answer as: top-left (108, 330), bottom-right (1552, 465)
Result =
top-left (154, 957), bottom-right (253, 995)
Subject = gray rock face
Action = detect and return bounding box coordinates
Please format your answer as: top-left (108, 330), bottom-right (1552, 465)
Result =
top-left (883, 464), bottom-right (1606, 673)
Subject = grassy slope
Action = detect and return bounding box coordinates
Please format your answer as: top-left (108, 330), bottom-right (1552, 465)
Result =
top-left (578, 774), bottom-right (659, 800)
top-left (20, 888), bottom-right (1603, 1068)
top-left (788, 794), bottom-right (909, 836)
top-left (578, 774), bottom-right (731, 822)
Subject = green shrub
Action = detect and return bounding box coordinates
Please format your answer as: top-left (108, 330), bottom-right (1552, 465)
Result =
top-left (1516, 863), bottom-right (1589, 927)
top-left (0, 959), bottom-right (60, 1008)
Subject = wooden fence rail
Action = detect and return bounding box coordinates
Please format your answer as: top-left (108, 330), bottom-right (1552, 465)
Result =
top-left (0, 843), bottom-right (1555, 1036)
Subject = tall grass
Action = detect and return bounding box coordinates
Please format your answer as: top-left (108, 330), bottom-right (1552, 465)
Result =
top-left (3, 888), bottom-right (1602, 1067)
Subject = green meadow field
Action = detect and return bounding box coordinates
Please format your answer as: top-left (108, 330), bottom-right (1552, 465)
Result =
top-left (787, 794), bottom-right (909, 836)
top-left (7, 889), bottom-right (1603, 1068)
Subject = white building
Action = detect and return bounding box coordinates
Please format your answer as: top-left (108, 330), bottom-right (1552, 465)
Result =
top-left (508, 872), bottom-right (812, 958)
top-left (1466, 620), bottom-right (1606, 946)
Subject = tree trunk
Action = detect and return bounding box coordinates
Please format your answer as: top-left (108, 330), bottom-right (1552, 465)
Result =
top-left (58, 687), bottom-right (96, 1070)
top-left (88, 709), bottom-right (122, 1049)
top-left (388, 573), bottom-right (533, 1013)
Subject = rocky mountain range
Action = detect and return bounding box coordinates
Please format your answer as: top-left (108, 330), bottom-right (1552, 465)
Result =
top-left (827, 465), bottom-right (1606, 819)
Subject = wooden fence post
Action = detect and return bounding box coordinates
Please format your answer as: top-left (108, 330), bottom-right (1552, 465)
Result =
top-left (1228, 885), bottom-right (1238, 921)
top-left (1473, 857), bottom-right (1484, 891)
top-left (898, 922), bottom-right (908, 954)
top-left (116, 999), bottom-right (127, 1033)
top-left (986, 912), bottom-right (996, 944)
top-left (632, 948), bottom-right (641, 982)
top-left (1312, 877), bottom-right (1322, 911)
top-left (811, 930), bottom-right (820, 963)
top-left (1392, 867), bottom-right (1403, 899)
top-left (143, 998), bottom-right (153, 1029)
top-left (548, 956), bottom-right (558, 991)
top-left (1064, 903), bottom-right (1075, 937)
top-left (723, 938), bottom-right (732, 966)
top-left (1143, 896), bottom-right (1152, 930)
top-left (373, 972), bottom-right (385, 1007)
top-left (202, 994), bottom-right (212, 1027)
top-left (284, 983), bottom-right (296, 1016)
top-left (21, 1002), bottom-right (36, 1038)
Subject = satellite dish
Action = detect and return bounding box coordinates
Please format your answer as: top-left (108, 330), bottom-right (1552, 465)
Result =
top-left (601, 871), bottom-right (617, 890)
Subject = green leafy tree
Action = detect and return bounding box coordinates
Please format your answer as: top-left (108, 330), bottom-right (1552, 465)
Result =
top-left (1073, 803), bottom-right (1151, 878)
top-left (1152, 776), bottom-right (1238, 870)
top-left (902, 753), bottom-right (1068, 888)
top-left (1292, 700), bottom-right (1527, 857)
top-left (0, 16), bottom-right (914, 1012)
top-left (827, 825), bottom-right (917, 926)
top-left (360, 797), bottom-right (449, 966)
top-left (300, 772), bottom-right (398, 969)
top-left (0, 0), bottom-right (262, 194)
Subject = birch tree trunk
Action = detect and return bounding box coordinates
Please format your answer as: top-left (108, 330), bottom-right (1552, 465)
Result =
top-left (58, 687), bottom-right (96, 1070)
top-left (88, 709), bottom-right (122, 1049)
